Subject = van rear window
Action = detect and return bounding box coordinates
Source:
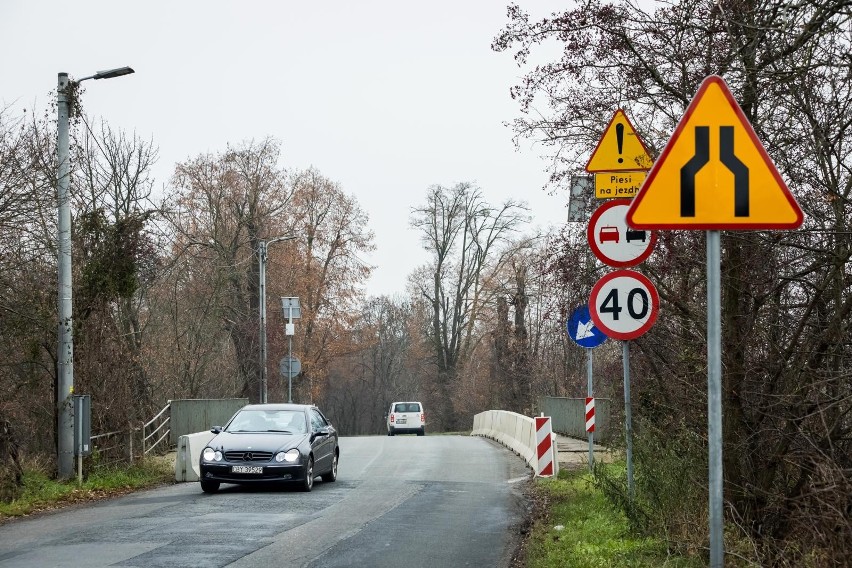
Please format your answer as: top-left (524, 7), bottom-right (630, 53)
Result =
top-left (394, 403), bottom-right (420, 413)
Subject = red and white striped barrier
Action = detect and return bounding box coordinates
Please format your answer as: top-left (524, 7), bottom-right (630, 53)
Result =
top-left (535, 416), bottom-right (557, 477)
top-left (585, 398), bottom-right (596, 433)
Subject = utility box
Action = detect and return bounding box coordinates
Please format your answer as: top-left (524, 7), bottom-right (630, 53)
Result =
top-left (73, 395), bottom-right (92, 456)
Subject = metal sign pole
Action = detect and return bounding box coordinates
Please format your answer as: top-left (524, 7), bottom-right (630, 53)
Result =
top-left (75, 397), bottom-right (83, 485)
top-left (587, 348), bottom-right (594, 472)
top-left (259, 241), bottom-right (268, 404)
top-left (280, 297), bottom-right (301, 404)
top-left (288, 307), bottom-right (293, 404)
top-left (707, 230), bottom-right (723, 567)
top-left (622, 341), bottom-right (634, 498)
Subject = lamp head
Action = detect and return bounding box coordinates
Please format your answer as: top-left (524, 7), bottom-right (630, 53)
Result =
top-left (93, 66), bottom-right (135, 80)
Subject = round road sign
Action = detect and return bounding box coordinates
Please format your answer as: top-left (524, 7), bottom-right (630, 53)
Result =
top-left (589, 270), bottom-right (659, 340)
top-left (280, 356), bottom-right (301, 379)
top-left (587, 199), bottom-right (657, 267)
top-left (566, 304), bottom-right (608, 348)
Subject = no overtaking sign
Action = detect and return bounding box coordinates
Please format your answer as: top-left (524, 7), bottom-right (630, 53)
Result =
top-left (588, 199), bottom-right (656, 267)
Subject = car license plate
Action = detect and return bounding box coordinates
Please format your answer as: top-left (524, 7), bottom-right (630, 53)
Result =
top-left (397, 418), bottom-right (407, 424)
top-left (231, 465), bottom-right (263, 474)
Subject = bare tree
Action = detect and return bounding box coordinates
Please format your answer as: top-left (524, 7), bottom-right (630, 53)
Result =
top-left (322, 296), bottom-right (416, 435)
top-left (283, 167), bottom-right (375, 404)
top-left (410, 182), bottom-right (528, 430)
top-left (484, 238), bottom-right (543, 416)
top-left (72, 118), bottom-right (160, 426)
top-left (0, 107), bottom-right (58, 457)
top-left (162, 137), bottom-right (292, 402)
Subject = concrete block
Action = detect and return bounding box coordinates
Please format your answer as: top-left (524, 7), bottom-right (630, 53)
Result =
top-left (174, 431), bottom-right (216, 482)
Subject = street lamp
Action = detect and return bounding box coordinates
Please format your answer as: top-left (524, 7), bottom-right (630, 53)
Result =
top-left (258, 235), bottom-right (296, 403)
top-left (56, 66), bottom-right (134, 479)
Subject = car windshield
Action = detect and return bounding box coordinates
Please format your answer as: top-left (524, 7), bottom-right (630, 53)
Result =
top-left (226, 410), bottom-right (308, 433)
top-left (394, 403), bottom-right (420, 413)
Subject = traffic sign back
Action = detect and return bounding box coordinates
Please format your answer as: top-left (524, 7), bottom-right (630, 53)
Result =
top-left (280, 356), bottom-right (301, 379)
top-left (585, 109), bottom-right (653, 172)
top-left (627, 76), bottom-right (804, 230)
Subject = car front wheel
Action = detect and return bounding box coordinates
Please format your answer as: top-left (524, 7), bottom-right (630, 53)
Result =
top-left (321, 451), bottom-right (338, 483)
top-left (200, 480), bottom-right (220, 494)
top-left (300, 457), bottom-right (314, 492)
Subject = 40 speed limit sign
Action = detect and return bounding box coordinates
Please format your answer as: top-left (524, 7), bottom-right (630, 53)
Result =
top-left (589, 270), bottom-right (659, 340)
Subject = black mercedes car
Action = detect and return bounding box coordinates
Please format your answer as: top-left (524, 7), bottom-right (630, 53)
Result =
top-left (199, 403), bottom-right (339, 493)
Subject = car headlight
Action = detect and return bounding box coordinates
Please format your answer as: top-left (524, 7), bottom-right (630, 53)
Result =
top-left (275, 449), bottom-right (300, 463)
top-left (202, 448), bottom-right (222, 462)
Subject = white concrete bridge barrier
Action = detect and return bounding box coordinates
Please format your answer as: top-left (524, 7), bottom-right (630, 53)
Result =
top-left (472, 410), bottom-right (556, 476)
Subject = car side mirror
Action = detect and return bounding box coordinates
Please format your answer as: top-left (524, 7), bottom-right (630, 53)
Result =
top-left (312, 428), bottom-right (329, 439)
top-left (210, 426), bottom-right (222, 434)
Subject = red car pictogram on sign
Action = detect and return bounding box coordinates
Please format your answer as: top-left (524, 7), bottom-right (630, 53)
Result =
top-left (598, 226), bottom-right (620, 243)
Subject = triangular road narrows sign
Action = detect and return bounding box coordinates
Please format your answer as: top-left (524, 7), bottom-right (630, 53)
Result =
top-left (585, 109), bottom-right (653, 172)
top-left (626, 76), bottom-right (803, 230)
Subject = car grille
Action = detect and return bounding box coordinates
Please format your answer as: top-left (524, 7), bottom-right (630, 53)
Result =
top-left (224, 451), bottom-right (274, 462)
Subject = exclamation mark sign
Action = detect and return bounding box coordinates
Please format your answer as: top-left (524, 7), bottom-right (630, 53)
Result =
top-left (616, 123), bottom-right (624, 163)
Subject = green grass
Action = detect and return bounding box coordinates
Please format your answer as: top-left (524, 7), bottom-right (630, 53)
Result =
top-left (0, 457), bottom-right (174, 520)
top-left (525, 469), bottom-right (704, 568)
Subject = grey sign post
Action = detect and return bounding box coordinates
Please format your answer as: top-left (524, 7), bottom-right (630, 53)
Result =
top-left (280, 297), bottom-right (301, 403)
top-left (258, 235), bottom-right (296, 404)
top-left (707, 231), bottom-right (723, 564)
top-left (622, 341), bottom-right (634, 498)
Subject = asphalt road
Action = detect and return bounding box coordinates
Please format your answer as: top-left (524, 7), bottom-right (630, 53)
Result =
top-left (0, 435), bottom-right (532, 568)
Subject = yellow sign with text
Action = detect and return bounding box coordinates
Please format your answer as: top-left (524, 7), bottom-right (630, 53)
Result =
top-left (586, 109), bottom-right (653, 172)
top-left (595, 171), bottom-right (646, 199)
top-left (627, 76), bottom-right (803, 229)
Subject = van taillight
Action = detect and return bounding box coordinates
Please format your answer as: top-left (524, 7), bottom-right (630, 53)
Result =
top-left (390, 414), bottom-right (395, 422)
top-left (421, 413), bottom-right (425, 422)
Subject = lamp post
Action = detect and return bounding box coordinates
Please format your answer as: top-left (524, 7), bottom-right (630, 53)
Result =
top-left (258, 235), bottom-right (296, 403)
top-left (56, 66), bottom-right (134, 479)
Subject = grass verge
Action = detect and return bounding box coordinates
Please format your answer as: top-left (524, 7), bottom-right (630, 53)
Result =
top-left (523, 468), bottom-right (704, 568)
top-left (0, 457), bottom-right (174, 523)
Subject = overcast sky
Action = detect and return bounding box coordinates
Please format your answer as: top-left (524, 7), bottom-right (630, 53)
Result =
top-left (1, 0), bottom-right (571, 297)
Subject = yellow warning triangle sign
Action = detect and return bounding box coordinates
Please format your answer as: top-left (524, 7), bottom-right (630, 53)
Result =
top-left (585, 109), bottom-right (653, 172)
top-left (627, 76), bottom-right (803, 230)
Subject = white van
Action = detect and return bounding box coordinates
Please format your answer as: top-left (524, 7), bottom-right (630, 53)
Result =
top-left (386, 401), bottom-right (425, 436)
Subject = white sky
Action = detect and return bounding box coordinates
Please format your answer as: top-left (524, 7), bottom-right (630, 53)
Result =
top-left (1, 1), bottom-right (572, 297)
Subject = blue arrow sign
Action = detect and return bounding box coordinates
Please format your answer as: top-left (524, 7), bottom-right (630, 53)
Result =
top-left (566, 305), bottom-right (608, 348)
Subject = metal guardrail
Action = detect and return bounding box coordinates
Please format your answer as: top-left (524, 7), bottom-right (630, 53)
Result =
top-left (89, 398), bottom-right (247, 462)
top-left (89, 401), bottom-right (172, 463)
top-left (90, 429), bottom-right (136, 465)
top-left (142, 402), bottom-right (171, 455)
